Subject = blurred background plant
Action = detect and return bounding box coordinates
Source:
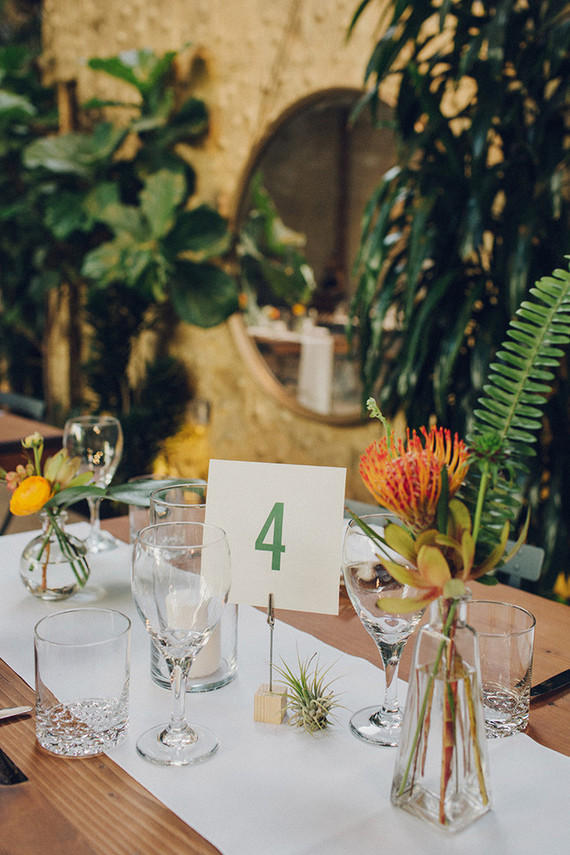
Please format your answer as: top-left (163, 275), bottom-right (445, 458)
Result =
top-left (236, 171), bottom-right (316, 322)
top-left (0, 0), bottom-right (58, 399)
top-left (348, 0), bottom-right (570, 598)
top-left (0, 2), bottom-right (238, 483)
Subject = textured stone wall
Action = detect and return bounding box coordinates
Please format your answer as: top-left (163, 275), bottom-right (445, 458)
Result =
top-left (42, 0), bottom-right (395, 499)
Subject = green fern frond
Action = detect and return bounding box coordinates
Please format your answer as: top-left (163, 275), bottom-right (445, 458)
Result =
top-left (462, 261), bottom-right (570, 554)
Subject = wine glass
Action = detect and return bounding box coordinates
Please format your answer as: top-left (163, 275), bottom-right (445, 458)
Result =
top-left (148, 481), bottom-right (238, 694)
top-left (342, 514), bottom-right (425, 746)
top-left (132, 521), bottom-right (231, 766)
top-left (63, 415), bottom-right (123, 553)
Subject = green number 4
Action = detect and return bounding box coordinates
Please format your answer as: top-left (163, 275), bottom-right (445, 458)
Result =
top-left (255, 502), bottom-right (286, 571)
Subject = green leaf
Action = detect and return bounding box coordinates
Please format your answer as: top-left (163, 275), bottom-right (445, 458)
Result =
top-left (164, 205), bottom-right (230, 259)
top-left (48, 485), bottom-right (107, 507)
top-left (0, 90), bottom-right (36, 119)
top-left (464, 262), bottom-right (570, 555)
top-left (477, 574), bottom-right (499, 586)
top-left (81, 232), bottom-right (155, 287)
top-left (140, 169), bottom-right (186, 239)
top-left (170, 261), bottom-right (239, 327)
top-left (85, 187), bottom-right (148, 240)
top-left (23, 124), bottom-right (127, 177)
top-left (88, 48), bottom-right (177, 98)
top-left (170, 96), bottom-right (209, 136)
top-left (107, 478), bottom-right (204, 506)
top-left (44, 191), bottom-right (90, 238)
top-left (83, 181), bottom-right (121, 220)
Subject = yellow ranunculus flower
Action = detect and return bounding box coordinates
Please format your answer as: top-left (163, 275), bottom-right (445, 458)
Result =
top-left (9, 476), bottom-right (54, 516)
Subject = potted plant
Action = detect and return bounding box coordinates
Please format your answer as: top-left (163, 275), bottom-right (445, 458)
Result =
top-left (348, 0), bottom-right (570, 593)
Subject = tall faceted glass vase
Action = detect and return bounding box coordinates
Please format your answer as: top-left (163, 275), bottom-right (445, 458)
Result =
top-left (391, 596), bottom-right (491, 832)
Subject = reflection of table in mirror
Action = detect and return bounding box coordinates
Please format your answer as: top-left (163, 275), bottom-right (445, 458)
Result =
top-left (248, 324), bottom-right (359, 417)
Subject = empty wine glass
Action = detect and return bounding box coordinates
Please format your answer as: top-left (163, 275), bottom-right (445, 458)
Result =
top-left (63, 415), bottom-right (123, 553)
top-left (343, 514), bottom-right (425, 746)
top-left (132, 521), bottom-right (231, 766)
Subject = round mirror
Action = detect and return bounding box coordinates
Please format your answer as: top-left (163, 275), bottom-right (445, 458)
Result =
top-left (232, 88), bottom-right (395, 424)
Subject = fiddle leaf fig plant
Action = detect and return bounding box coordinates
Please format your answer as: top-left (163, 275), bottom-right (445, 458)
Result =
top-left (22, 45), bottom-right (238, 328)
top-left (9, 42), bottom-right (238, 479)
top-left (82, 169), bottom-right (236, 326)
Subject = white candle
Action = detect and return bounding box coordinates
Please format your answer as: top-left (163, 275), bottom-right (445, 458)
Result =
top-left (165, 590), bottom-right (221, 678)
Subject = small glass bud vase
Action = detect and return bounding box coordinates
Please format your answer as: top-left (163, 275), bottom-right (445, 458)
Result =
top-left (391, 595), bottom-right (491, 832)
top-left (20, 509), bottom-right (89, 600)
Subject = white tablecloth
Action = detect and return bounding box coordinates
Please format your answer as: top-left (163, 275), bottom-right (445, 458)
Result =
top-left (1, 525), bottom-right (570, 854)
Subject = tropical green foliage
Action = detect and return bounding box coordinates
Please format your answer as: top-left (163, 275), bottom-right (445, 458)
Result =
top-left (349, 0), bottom-right (570, 591)
top-left (0, 31), bottom-right (237, 481)
top-left (23, 46), bottom-right (239, 329)
top-left (462, 262), bottom-right (570, 560)
top-left (237, 172), bottom-right (316, 314)
top-left (0, 4), bottom-right (57, 396)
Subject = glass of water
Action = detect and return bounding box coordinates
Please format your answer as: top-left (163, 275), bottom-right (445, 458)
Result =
top-left (466, 600), bottom-right (536, 737)
top-left (34, 608), bottom-right (131, 757)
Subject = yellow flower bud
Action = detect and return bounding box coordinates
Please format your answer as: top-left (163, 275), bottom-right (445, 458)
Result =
top-left (9, 476), bottom-right (54, 516)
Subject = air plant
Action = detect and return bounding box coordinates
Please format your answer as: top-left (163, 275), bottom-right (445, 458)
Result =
top-left (275, 653), bottom-right (340, 734)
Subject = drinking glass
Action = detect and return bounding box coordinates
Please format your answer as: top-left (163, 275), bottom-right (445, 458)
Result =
top-left (342, 514), bottom-right (425, 746)
top-left (148, 482), bottom-right (238, 693)
top-left (63, 415), bottom-right (123, 553)
top-left (132, 521), bottom-right (231, 766)
top-left (150, 481), bottom-right (207, 524)
top-left (466, 600), bottom-right (535, 737)
top-left (34, 608), bottom-right (131, 757)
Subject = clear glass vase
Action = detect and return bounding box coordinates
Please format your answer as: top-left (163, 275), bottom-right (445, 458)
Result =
top-left (391, 595), bottom-right (491, 832)
top-left (20, 509), bottom-right (89, 600)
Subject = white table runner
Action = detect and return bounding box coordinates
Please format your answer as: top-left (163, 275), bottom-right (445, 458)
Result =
top-left (1, 525), bottom-right (569, 854)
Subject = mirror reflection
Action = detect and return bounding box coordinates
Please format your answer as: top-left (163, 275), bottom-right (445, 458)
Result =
top-left (236, 89), bottom-right (395, 420)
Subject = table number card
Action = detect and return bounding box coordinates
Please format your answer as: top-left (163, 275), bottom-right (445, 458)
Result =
top-left (205, 459), bottom-right (346, 614)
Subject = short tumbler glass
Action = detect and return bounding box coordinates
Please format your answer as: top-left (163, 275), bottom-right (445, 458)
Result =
top-left (466, 600), bottom-right (535, 737)
top-left (34, 608), bottom-right (131, 757)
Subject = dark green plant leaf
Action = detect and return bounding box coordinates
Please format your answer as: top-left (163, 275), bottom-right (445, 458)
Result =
top-left (140, 169), bottom-right (186, 239)
top-left (23, 123), bottom-right (127, 177)
top-left (170, 96), bottom-right (209, 135)
top-left (88, 48), bottom-right (177, 98)
top-left (43, 190), bottom-right (92, 238)
top-left (0, 90), bottom-right (36, 119)
top-left (164, 205), bottom-right (230, 259)
top-left (170, 261), bottom-right (239, 327)
top-left (107, 478), bottom-right (204, 507)
top-left (81, 232), bottom-right (155, 288)
top-left (48, 485), bottom-right (106, 507)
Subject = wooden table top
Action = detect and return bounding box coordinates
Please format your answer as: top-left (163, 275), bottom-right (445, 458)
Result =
top-left (0, 412), bottom-right (63, 472)
top-left (1, 518), bottom-right (569, 854)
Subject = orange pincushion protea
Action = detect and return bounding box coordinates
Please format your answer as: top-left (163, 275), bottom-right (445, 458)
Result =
top-left (359, 426), bottom-right (469, 533)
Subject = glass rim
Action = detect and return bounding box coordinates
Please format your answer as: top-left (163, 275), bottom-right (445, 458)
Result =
top-left (348, 512), bottom-right (396, 523)
top-left (136, 520), bottom-right (227, 549)
top-left (34, 607), bottom-right (131, 646)
top-left (150, 480), bottom-right (207, 509)
top-left (63, 414), bottom-right (122, 426)
top-left (466, 599), bottom-right (536, 634)
top-left (346, 512), bottom-right (400, 533)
